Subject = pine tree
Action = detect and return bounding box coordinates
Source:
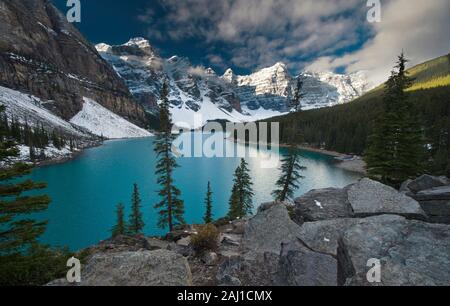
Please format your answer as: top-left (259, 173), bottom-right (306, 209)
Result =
top-left (364, 52), bottom-right (425, 185)
top-left (227, 184), bottom-right (240, 220)
top-left (290, 76), bottom-right (305, 112)
top-left (0, 106), bottom-right (51, 255)
top-left (128, 183), bottom-right (145, 234)
top-left (272, 149), bottom-right (306, 202)
top-left (111, 203), bottom-right (126, 238)
top-left (203, 181), bottom-right (213, 224)
top-left (154, 83), bottom-right (185, 231)
top-left (227, 159), bottom-right (254, 219)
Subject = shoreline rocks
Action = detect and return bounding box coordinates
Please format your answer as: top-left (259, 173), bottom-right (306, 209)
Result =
top-left (47, 176), bottom-right (450, 286)
top-left (400, 175), bottom-right (450, 224)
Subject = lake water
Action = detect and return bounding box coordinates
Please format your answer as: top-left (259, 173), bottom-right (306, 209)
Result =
top-left (25, 134), bottom-right (361, 250)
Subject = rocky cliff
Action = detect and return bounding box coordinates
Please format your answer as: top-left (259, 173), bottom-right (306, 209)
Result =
top-left (0, 0), bottom-right (147, 127)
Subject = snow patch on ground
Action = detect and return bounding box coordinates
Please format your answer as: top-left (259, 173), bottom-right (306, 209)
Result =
top-left (16, 144), bottom-right (73, 161)
top-left (70, 97), bottom-right (153, 139)
top-left (0, 86), bottom-right (85, 136)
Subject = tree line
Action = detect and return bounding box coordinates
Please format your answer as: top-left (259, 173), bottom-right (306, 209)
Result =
top-left (262, 53), bottom-right (450, 180)
top-left (110, 83), bottom-right (307, 236)
top-left (0, 111), bottom-right (79, 161)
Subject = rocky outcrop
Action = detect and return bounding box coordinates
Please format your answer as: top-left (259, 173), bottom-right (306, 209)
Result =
top-left (52, 250), bottom-right (192, 286)
top-left (294, 187), bottom-right (353, 223)
top-left (401, 175), bottom-right (448, 194)
top-left (278, 241), bottom-right (337, 286)
top-left (216, 202), bottom-right (338, 286)
top-left (338, 215), bottom-right (450, 286)
top-left (401, 176), bottom-right (450, 224)
top-left (47, 178), bottom-right (450, 286)
top-left (0, 0), bottom-right (147, 126)
top-left (348, 178), bottom-right (427, 220)
top-left (294, 178), bottom-right (427, 223)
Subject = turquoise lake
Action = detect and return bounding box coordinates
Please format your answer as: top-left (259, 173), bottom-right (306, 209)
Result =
top-left (25, 134), bottom-right (361, 251)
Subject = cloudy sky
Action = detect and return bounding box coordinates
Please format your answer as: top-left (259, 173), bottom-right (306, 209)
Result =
top-left (54, 0), bottom-right (450, 86)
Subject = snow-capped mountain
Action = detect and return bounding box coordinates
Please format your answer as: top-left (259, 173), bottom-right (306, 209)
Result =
top-left (97, 38), bottom-right (370, 127)
top-left (299, 71), bottom-right (370, 110)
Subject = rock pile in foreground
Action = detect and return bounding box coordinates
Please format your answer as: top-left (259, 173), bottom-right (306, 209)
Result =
top-left (49, 177), bottom-right (450, 286)
top-left (400, 175), bottom-right (450, 224)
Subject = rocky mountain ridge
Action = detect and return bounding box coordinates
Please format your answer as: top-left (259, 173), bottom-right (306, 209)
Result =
top-left (96, 38), bottom-right (370, 127)
top-left (0, 0), bottom-right (148, 127)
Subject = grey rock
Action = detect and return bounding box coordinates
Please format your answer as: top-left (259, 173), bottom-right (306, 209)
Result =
top-left (293, 188), bottom-right (353, 224)
top-left (216, 253), bottom-right (281, 286)
top-left (176, 236), bottom-right (191, 247)
top-left (298, 218), bottom-right (359, 257)
top-left (53, 250), bottom-right (192, 286)
top-left (201, 252), bottom-right (219, 266)
top-left (399, 179), bottom-right (413, 193)
top-left (143, 238), bottom-right (170, 251)
top-left (406, 175), bottom-right (448, 193)
top-left (220, 234), bottom-right (241, 247)
top-left (278, 241), bottom-right (337, 286)
top-left (338, 215), bottom-right (450, 286)
top-left (242, 202), bottom-right (303, 256)
top-left (348, 178), bottom-right (427, 220)
top-left (220, 275), bottom-right (242, 286)
top-left (415, 186), bottom-right (450, 201)
top-left (418, 200), bottom-right (450, 224)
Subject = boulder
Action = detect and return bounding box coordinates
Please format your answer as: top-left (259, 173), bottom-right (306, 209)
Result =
top-left (228, 219), bottom-right (247, 235)
top-left (278, 241), bottom-right (337, 286)
top-left (293, 188), bottom-right (353, 224)
top-left (143, 238), bottom-right (171, 251)
top-left (241, 202), bottom-right (303, 256)
top-left (348, 178), bottom-right (427, 220)
top-left (70, 250), bottom-right (192, 286)
top-left (217, 202), bottom-right (341, 286)
top-left (297, 218), bottom-right (359, 257)
top-left (403, 175), bottom-right (448, 193)
top-left (338, 215), bottom-right (450, 286)
top-left (216, 253), bottom-right (281, 286)
top-left (220, 234), bottom-right (241, 247)
top-left (176, 236), bottom-right (191, 247)
top-left (417, 200), bottom-right (450, 224)
top-left (415, 186), bottom-right (450, 201)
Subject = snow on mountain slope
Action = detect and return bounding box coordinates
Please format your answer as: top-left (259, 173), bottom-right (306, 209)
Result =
top-left (70, 97), bottom-right (153, 139)
top-left (299, 71), bottom-right (370, 110)
top-left (96, 38), bottom-right (370, 127)
top-left (0, 85), bottom-right (85, 137)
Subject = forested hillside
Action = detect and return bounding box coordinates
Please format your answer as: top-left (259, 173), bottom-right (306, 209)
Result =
top-left (262, 54), bottom-right (450, 175)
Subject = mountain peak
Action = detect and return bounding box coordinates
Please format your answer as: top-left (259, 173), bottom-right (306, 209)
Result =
top-left (222, 68), bottom-right (235, 82)
top-left (125, 37), bottom-right (151, 49)
top-left (95, 43), bottom-right (111, 53)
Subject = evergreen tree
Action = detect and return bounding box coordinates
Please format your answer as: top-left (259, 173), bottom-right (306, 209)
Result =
top-left (364, 52), bottom-right (425, 185)
top-left (227, 184), bottom-right (240, 220)
top-left (272, 149), bottom-right (306, 202)
top-left (128, 183), bottom-right (144, 234)
top-left (0, 106), bottom-right (51, 255)
top-left (111, 203), bottom-right (126, 238)
top-left (203, 181), bottom-right (213, 224)
top-left (154, 83), bottom-right (185, 231)
top-left (290, 76), bottom-right (305, 112)
top-left (227, 159), bottom-right (254, 219)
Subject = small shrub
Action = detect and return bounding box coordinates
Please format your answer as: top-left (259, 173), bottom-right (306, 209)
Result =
top-left (190, 223), bottom-right (219, 254)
